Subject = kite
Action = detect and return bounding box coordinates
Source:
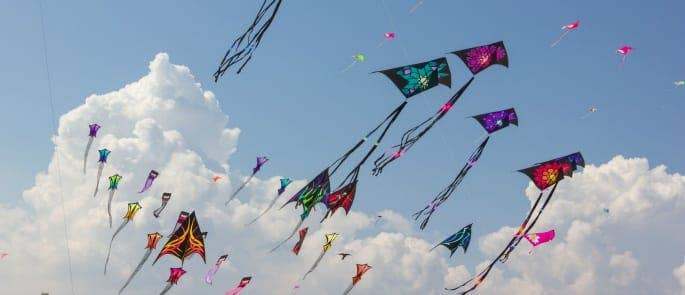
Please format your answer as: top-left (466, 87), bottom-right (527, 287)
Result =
top-left (153, 211), bottom-right (207, 266)
top-left (603, 208), bottom-right (610, 213)
top-left (342, 53), bottom-right (366, 73)
top-left (272, 169), bottom-right (330, 252)
top-left (338, 253), bottom-right (351, 260)
top-left (430, 223), bottom-right (472, 257)
top-left (153, 193), bottom-right (172, 218)
top-left (377, 32), bottom-right (395, 48)
top-left (413, 108), bottom-right (517, 229)
top-left (93, 148), bottom-right (111, 197)
top-left (246, 178), bottom-right (292, 226)
top-left (168, 211), bottom-right (189, 237)
top-left (617, 46), bottom-right (634, 65)
top-left (320, 179), bottom-right (357, 222)
top-left (342, 264), bottom-right (372, 295)
top-left (214, 0), bottom-right (283, 79)
top-left (292, 227), bottom-right (308, 255)
top-left (581, 107), bottom-right (598, 119)
top-left (448, 153), bottom-right (584, 294)
top-left (83, 123), bottom-right (101, 174)
top-left (0, 253), bottom-right (7, 259)
top-left (118, 232), bottom-right (163, 294)
top-left (212, 175), bottom-right (223, 182)
top-left (139, 170), bottom-right (159, 193)
top-left (226, 156), bottom-right (269, 206)
top-left (675, 81), bottom-right (684, 87)
top-left (524, 229), bottom-right (555, 254)
top-left (303, 233), bottom-right (339, 280)
top-left (107, 174), bottom-right (122, 228)
top-left (225, 276), bottom-right (252, 295)
top-left (550, 20), bottom-right (580, 47)
top-left (374, 215), bottom-right (383, 226)
top-left (205, 254), bottom-right (229, 285)
top-left (373, 42), bottom-right (509, 174)
top-left (159, 267), bottom-right (186, 295)
top-left (104, 202), bottom-right (142, 275)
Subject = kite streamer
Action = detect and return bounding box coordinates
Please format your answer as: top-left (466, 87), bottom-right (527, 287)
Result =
top-left (139, 170), bottom-right (159, 193)
top-left (104, 202), bottom-right (142, 275)
top-left (246, 178), bottom-right (292, 226)
top-left (205, 255), bottom-right (228, 285)
top-left (225, 277), bottom-right (252, 295)
top-left (93, 149), bottom-right (111, 197)
top-left (119, 232), bottom-right (163, 294)
top-left (83, 123), bottom-right (100, 174)
top-left (106, 174), bottom-right (122, 228)
top-left (153, 193), bottom-right (172, 218)
top-left (291, 227), bottom-right (308, 255)
top-left (226, 156), bottom-right (269, 206)
top-left (342, 264), bottom-right (372, 295)
top-left (303, 233), bottom-right (339, 280)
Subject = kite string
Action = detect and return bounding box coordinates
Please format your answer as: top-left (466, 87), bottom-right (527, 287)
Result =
top-left (37, 1), bottom-right (76, 294)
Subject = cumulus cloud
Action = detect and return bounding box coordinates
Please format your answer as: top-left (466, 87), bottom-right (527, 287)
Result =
top-left (1, 53), bottom-right (684, 295)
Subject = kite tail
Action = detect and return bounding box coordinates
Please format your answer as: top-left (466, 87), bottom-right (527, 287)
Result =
top-left (205, 264), bottom-right (220, 285)
top-left (550, 30), bottom-right (569, 48)
top-left (377, 40), bottom-right (386, 48)
top-left (409, 0), bottom-right (424, 14)
top-left (159, 283), bottom-right (173, 295)
top-left (139, 179), bottom-right (154, 193)
top-left (341, 282), bottom-right (355, 295)
top-left (225, 286), bottom-right (246, 295)
top-left (107, 189), bottom-right (116, 228)
top-left (226, 174), bottom-right (255, 206)
top-left (83, 137), bottom-right (94, 174)
top-left (341, 60), bottom-right (357, 73)
top-left (104, 220), bottom-right (129, 275)
top-left (270, 219), bottom-right (303, 252)
top-left (246, 192), bottom-right (279, 226)
top-left (303, 249), bottom-right (326, 280)
top-left (119, 249), bottom-right (153, 294)
top-left (153, 201), bottom-right (167, 218)
top-left (94, 162), bottom-right (104, 197)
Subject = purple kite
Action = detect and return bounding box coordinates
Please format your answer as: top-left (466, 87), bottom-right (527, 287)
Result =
top-left (139, 170), bottom-right (159, 193)
top-left (83, 123), bottom-right (101, 174)
top-left (226, 156), bottom-right (269, 205)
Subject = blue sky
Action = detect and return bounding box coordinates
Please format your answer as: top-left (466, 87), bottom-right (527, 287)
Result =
top-left (0, 1), bottom-right (684, 291)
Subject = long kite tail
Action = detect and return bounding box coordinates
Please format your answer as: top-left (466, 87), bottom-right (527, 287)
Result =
top-left (302, 250), bottom-right (326, 280)
top-left (550, 30), bottom-right (570, 48)
top-left (246, 192), bottom-right (280, 226)
top-left (83, 137), bottom-right (94, 174)
top-left (107, 190), bottom-right (116, 228)
top-left (94, 162), bottom-right (104, 197)
top-left (104, 220), bottom-right (129, 275)
top-left (119, 249), bottom-right (153, 294)
top-left (341, 61), bottom-right (356, 73)
top-left (159, 283), bottom-right (173, 295)
top-left (409, 0), bottom-right (424, 14)
top-left (341, 282), bottom-right (355, 295)
top-left (270, 219), bottom-right (303, 253)
top-left (205, 265), bottom-right (220, 285)
top-left (226, 174), bottom-right (255, 206)
top-left (225, 286), bottom-right (246, 295)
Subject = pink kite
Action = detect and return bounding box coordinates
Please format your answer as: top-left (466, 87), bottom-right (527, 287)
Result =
top-left (524, 229), bottom-right (555, 254)
top-left (550, 20), bottom-right (579, 47)
top-left (616, 46), bottom-right (634, 65)
top-left (225, 276), bottom-right (251, 295)
top-left (378, 32), bottom-right (396, 48)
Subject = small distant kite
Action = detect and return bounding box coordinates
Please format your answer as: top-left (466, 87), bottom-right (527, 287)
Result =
top-left (581, 107), bottom-right (598, 119)
top-left (292, 227), bottom-right (308, 256)
top-left (139, 170), bottom-right (159, 193)
top-left (377, 32), bottom-right (396, 48)
top-left (205, 255), bottom-right (229, 285)
top-left (246, 178), bottom-right (292, 225)
top-left (83, 123), bottom-right (101, 174)
top-left (119, 232), bottom-right (163, 294)
top-left (225, 276), bottom-right (252, 295)
top-left (525, 229), bottom-right (555, 254)
top-left (0, 253), bottom-right (8, 259)
top-left (226, 156), bottom-right (269, 205)
top-left (374, 215), bottom-right (383, 226)
top-left (153, 193), bottom-right (172, 218)
top-left (675, 81), bottom-right (684, 87)
top-left (160, 267), bottom-right (186, 295)
top-left (603, 208), bottom-right (610, 214)
top-left (105, 202), bottom-right (142, 275)
top-left (107, 174), bottom-right (122, 228)
top-left (212, 175), bottom-right (223, 182)
top-left (93, 148), bottom-right (111, 197)
top-left (342, 53), bottom-right (366, 73)
top-left (616, 46), bottom-right (634, 65)
top-left (338, 253), bottom-right (351, 260)
top-left (551, 20), bottom-right (579, 47)
top-left (342, 264), bottom-right (372, 295)
top-left (303, 233), bottom-right (339, 280)
top-left (430, 223), bottom-right (472, 257)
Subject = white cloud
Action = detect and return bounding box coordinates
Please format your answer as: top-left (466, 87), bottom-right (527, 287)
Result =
top-left (674, 257), bottom-right (685, 295)
top-left (2, 54), bottom-right (684, 295)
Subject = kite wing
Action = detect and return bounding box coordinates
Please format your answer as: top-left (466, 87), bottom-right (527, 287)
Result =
top-left (451, 41), bottom-right (508, 75)
top-left (292, 227), bottom-right (308, 255)
top-left (375, 57), bottom-right (451, 99)
top-left (352, 264), bottom-right (372, 285)
top-left (153, 211), bottom-right (206, 265)
top-left (472, 108), bottom-right (518, 134)
top-left (321, 180), bottom-right (357, 221)
top-left (431, 224), bottom-right (472, 257)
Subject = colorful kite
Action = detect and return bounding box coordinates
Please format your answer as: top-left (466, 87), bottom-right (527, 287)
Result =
top-left (104, 202), bottom-right (142, 275)
top-left (138, 170), bottom-right (159, 193)
top-left (153, 193), bottom-right (172, 218)
top-left (119, 232), bottom-right (163, 294)
top-left (377, 32), bottom-right (395, 48)
top-left (550, 20), bottom-right (580, 47)
top-left (675, 81), bottom-right (684, 87)
top-left (226, 156), bottom-right (269, 206)
top-left (303, 233), bottom-right (339, 280)
top-left (93, 148), bottom-right (111, 197)
top-left (214, 0), bottom-right (283, 79)
top-left (452, 41), bottom-right (509, 75)
top-left (225, 276), bottom-right (252, 295)
top-left (107, 174), bottom-right (122, 228)
top-left (338, 253), bottom-right (351, 260)
top-left (168, 211), bottom-right (189, 237)
top-left (525, 229), bottom-right (555, 254)
top-left (83, 123), bottom-right (101, 174)
top-left (342, 53), bottom-right (366, 72)
top-left (448, 153), bottom-right (584, 294)
top-left (205, 254), bottom-right (229, 285)
top-left (292, 227), bottom-right (308, 255)
top-left (617, 46), bottom-right (634, 65)
top-left (413, 108), bottom-right (517, 229)
top-left (342, 264), bottom-right (372, 295)
top-left (153, 211), bottom-right (207, 266)
top-left (246, 178), bottom-right (292, 225)
top-left (430, 224), bottom-right (472, 257)
top-left (320, 179), bottom-right (357, 222)
top-left (159, 267), bottom-right (186, 295)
